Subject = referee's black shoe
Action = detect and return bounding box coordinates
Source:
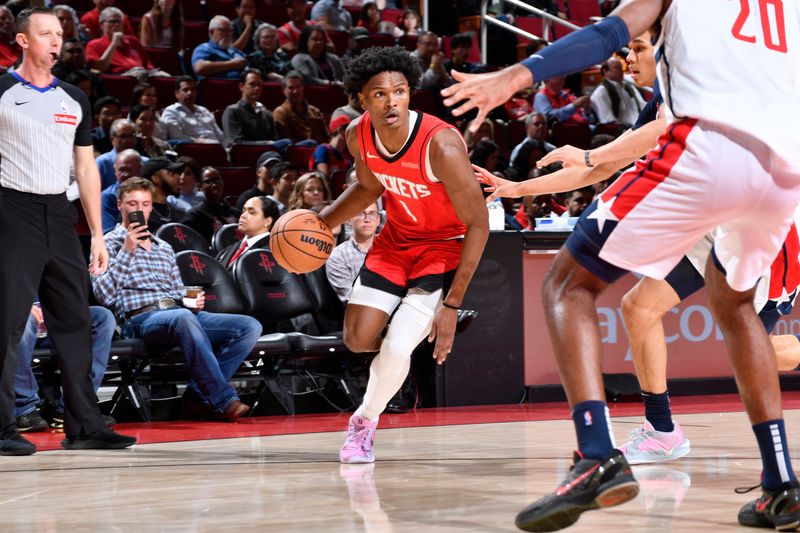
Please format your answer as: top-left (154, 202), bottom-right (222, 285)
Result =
top-left (0, 433), bottom-right (36, 456)
top-left (61, 428), bottom-right (136, 450)
top-left (515, 449), bottom-right (639, 532)
top-left (737, 481), bottom-right (800, 530)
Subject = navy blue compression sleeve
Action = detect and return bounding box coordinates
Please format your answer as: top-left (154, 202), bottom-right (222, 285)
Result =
top-left (521, 16), bottom-right (630, 83)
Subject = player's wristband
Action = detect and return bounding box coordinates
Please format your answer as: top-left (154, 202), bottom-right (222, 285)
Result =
top-left (442, 301), bottom-right (460, 311)
top-left (521, 16), bottom-right (630, 83)
top-left (584, 150), bottom-right (594, 168)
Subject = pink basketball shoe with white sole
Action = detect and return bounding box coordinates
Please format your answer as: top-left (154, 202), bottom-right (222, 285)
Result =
top-left (619, 420), bottom-right (691, 465)
top-left (340, 415), bottom-right (377, 464)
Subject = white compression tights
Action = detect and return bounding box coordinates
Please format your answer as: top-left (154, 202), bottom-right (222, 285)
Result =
top-left (354, 288), bottom-right (442, 421)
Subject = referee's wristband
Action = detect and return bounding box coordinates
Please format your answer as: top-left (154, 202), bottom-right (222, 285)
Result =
top-left (584, 150), bottom-right (594, 168)
top-left (442, 301), bottom-right (460, 311)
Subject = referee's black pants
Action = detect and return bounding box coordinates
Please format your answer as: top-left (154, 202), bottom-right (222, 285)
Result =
top-left (0, 187), bottom-right (105, 438)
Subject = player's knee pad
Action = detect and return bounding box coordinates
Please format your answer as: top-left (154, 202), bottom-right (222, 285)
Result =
top-left (381, 293), bottom-right (437, 361)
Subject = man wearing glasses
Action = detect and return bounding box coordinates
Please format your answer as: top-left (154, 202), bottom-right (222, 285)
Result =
top-left (94, 118), bottom-right (137, 189)
top-left (192, 15), bottom-right (248, 80)
top-left (326, 203), bottom-right (381, 302)
top-left (84, 7), bottom-right (162, 77)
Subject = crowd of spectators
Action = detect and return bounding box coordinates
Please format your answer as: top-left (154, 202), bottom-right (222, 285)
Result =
top-left (7, 0), bottom-right (640, 429)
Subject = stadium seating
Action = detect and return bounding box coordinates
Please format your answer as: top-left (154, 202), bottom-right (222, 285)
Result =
top-left (99, 74), bottom-right (138, 105)
top-left (326, 29), bottom-right (351, 56)
top-left (184, 21), bottom-right (211, 50)
top-left (207, 0), bottom-right (236, 20)
top-left (261, 82), bottom-right (285, 110)
top-left (149, 76), bottom-right (179, 109)
top-left (303, 84), bottom-right (347, 114)
top-left (285, 145), bottom-right (316, 169)
top-left (175, 250), bottom-right (248, 314)
top-left (551, 122), bottom-right (593, 149)
top-left (229, 143), bottom-right (283, 168)
top-left (199, 78), bottom-right (241, 113)
top-left (507, 119), bottom-right (527, 148)
top-left (180, 0), bottom-right (207, 22)
top-left (155, 223), bottom-right (212, 253)
top-left (362, 33), bottom-right (395, 49)
top-left (410, 89), bottom-right (442, 116)
top-left (211, 223), bottom-right (242, 255)
top-left (145, 47), bottom-right (182, 76)
top-left (259, 3), bottom-right (291, 26)
top-left (218, 167), bottom-right (254, 197)
top-left (176, 143), bottom-right (229, 168)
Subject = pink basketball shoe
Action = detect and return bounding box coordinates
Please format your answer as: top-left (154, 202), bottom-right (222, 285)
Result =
top-left (340, 415), bottom-right (377, 464)
top-left (619, 420), bottom-right (690, 465)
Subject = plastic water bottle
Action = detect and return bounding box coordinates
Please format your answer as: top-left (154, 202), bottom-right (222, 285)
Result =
top-left (33, 303), bottom-right (47, 339)
top-left (488, 199), bottom-right (505, 231)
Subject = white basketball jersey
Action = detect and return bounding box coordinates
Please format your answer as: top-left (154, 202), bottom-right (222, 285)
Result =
top-left (656, 0), bottom-right (800, 174)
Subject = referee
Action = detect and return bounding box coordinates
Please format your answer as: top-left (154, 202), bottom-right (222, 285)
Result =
top-left (0, 7), bottom-right (135, 454)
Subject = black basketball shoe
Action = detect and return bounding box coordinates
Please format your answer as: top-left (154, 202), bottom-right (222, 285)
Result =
top-left (738, 481), bottom-right (800, 530)
top-left (515, 449), bottom-right (639, 532)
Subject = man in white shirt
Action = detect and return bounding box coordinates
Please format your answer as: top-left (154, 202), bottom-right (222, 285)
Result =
top-left (326, 203), bottom-right (380, 302)
top-left (590, 57), bottom-right (645, 128)
top-left (161, 76), bottom-right (228, 145)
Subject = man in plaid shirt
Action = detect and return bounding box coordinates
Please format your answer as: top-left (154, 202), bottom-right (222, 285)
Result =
top-left (93, 178), bottom-right (261, 422)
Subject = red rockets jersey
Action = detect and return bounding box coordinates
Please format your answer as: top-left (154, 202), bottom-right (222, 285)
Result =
top-left (357, 110), bottom-right (466, 245)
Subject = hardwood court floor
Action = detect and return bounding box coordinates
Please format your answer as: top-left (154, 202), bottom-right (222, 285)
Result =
top-left (2, 394), bottom-right (799, 532)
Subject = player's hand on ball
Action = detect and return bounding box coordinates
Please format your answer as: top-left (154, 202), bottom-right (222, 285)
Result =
top-left (429, 305), bottom-right (458, 365)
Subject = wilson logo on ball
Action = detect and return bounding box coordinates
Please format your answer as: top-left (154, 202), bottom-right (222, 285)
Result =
top-left (300, 234), bottom-right (333, 254)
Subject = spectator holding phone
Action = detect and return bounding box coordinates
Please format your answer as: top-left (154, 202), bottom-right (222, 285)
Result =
top-left (93, 177), bottom-right (261, 422)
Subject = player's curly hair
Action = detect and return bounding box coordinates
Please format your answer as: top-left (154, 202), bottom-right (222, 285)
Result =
top-left (343, 46), bottom-right (421, 96)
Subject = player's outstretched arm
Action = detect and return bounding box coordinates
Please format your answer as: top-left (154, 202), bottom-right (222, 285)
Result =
top-left (319, 121), bottom-right (385, 228)
top-left (427, 128), bottom-right (490, 364)
top-left (476, 116), bottom-right (667, 200)
top-left (441, 0), bottom-right (665, 132)
top-left (539, 116), bottom-right (666, 169)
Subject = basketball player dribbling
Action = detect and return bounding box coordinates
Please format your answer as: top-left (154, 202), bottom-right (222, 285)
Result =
top-left (443, 0), bottom-right (800, 530)
top-left (318, 46), bottom-right (488, 465)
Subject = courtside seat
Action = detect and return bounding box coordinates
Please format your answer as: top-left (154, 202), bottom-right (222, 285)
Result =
top-left (175, 250), bottom-right (248, 314)
top-left (156, 223), bottom-right (212, 253)
top-left (211, 223), bottom-right (241, 256)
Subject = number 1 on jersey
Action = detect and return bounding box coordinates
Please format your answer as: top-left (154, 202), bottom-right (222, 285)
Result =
top-left (732, 0), bottom-right (788, 53)
top-left (398, 199), bottom-right (418, 222)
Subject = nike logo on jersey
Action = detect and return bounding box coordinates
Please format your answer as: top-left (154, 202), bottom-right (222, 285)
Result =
top-left (365, 151), bottom-right (380, 159)
top-left (373, 171), bottom-right (430, 200)
top-left (14, 100), bottom-right (29, 105)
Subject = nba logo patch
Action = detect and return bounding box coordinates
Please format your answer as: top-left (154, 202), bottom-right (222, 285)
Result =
top-left (584, 411), bottom-right (593, 426)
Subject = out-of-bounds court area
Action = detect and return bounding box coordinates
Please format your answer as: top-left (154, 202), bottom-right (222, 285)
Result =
top-left (4, 393), bottom-right (799, 532)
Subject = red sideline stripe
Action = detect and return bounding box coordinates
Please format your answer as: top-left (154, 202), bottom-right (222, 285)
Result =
top-left (24, 391), bottom-right (800, 452)
top-left (601, 118), bottom-right (698, 221)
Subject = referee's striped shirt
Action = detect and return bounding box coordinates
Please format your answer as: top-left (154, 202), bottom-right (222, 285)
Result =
top-left (0, 71), bottom-right (92, 195)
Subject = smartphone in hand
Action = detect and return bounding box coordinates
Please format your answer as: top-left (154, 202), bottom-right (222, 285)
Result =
top-left (127, 211), bottom-right (149, 240)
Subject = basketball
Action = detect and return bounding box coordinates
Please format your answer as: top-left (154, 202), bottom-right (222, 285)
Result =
top-left (269, 209), bottom-right (335, 273)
